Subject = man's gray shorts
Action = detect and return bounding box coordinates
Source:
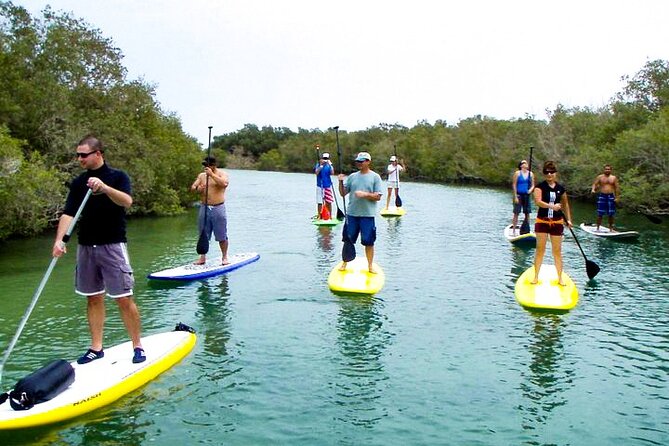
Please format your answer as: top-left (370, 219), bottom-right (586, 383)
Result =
top-left (75, 243), bottom-right (134, 298)
top-left (198, 203), bottom-right (228, 241)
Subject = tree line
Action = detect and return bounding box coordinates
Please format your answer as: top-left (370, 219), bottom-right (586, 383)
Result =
top-left (1, 2), bottom-right (667, 241)
top-left (214, 59), bottom-right (669, 218)
top-left (0, 2), bottom-right (203, 240)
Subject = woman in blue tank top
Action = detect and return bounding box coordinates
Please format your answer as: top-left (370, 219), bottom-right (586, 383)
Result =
top-left (510, 160), bottom-right (535, 234)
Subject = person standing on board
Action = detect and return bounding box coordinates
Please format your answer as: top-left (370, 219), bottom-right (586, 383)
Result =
top-left (531, 161), bottom-right (573, 286)
top-left (385, 155), bottom-right (404, 210)
top-left (338, 152), bottom-right (383, 273)
top-left (315, 152), bottom-right (336, 218)
top-left (191, 156), bottom-right (230, 265)
top-left (511, 159), bottom-right (535, 234)
top-left (591, 164), bottom-right (620, 232)
top-left (52, 135), bottom-right (145, 364)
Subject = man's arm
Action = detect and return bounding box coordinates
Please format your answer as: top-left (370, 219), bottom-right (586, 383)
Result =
top-left (88, 177), bottom-right (132, 208)
top-left (591, 175), bottom-right (601, 193)
top-left (52, 214), bottom-right (74, 257)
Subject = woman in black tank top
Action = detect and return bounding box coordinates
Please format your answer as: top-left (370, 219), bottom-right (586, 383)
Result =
top-left (531, 161), bottom-right (573, 286)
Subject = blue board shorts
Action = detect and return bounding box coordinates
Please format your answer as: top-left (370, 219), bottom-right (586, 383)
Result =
top-left (198, 202), bottom-right (228, 241)
top-left (76, 243), bottom-right (134, 298)
top-left (345, 216), bottom-right (376, 246)
top-left (513, 193), bottom-right (531, 214)
top-left (597, 193), bottom-right (616, 216)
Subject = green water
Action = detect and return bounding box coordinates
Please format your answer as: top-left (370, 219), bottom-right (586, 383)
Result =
top-left (1, 169), bottom-right (668, 445)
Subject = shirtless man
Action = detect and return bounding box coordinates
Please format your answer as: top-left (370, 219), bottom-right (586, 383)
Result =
top-left (191, 156), bottom-right (230, 265)
top-left (591, 164), bottom-right (620, 232)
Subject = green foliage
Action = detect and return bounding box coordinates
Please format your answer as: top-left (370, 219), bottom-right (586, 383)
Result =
top-left (0, 128), bottom-right (66, 238)
top-left (0, 2), bottom-right (205, 239)
top-left (257, 148), bottom-right (287, 171)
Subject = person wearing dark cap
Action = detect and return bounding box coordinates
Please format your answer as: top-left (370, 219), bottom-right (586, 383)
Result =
top-left (191, 156), bottom-right (230, 265)
top-left (52, 134), bottom-right (145, 364)
top-left (338, 151), bottom-right (383, 273)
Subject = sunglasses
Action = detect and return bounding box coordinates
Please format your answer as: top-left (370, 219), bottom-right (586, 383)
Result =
top-left (543, 170), bottom-right (557, 174)
top-left (76, 151), bottom-right (98, 159)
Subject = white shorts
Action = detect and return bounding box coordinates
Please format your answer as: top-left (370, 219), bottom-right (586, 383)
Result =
top-left (387, 181), bottom-right (399, 189)
top-left (316, 186), bottom-right (323, 204)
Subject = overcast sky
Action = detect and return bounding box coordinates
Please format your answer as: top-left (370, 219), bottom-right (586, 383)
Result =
top-left (16, 0), bottom-right (669, 145)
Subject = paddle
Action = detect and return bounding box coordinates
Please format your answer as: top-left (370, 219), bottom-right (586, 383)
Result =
top-left (196, 126), bottom-right (213, 255)
top-left (335, 126), bottom-right (356, 262)
top-left (393, 144), bottom-right (403, 208)
top-left (0, 188), bottom-right (93, 385)
top-left (519, 146), bottom-right (534, 235)
top-left (567, 225), bottom-right (601, 279)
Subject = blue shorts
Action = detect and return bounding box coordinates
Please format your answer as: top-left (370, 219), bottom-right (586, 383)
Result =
top-left (597, 193), bottom-right (616, 216)
top-left (198, 202), bottom-right (228, 241)
top-left (344, 216), bottom-right (376, 246)
top-left (513, 193), bottom-right (531, 214)
top-left (76, 243), bottom-right (134, 298)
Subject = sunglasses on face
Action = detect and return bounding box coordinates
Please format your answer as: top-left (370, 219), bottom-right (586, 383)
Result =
top-left (76, 151), bottom-right (98, 159)
top-left (543, 170), bottom-right (557, 174)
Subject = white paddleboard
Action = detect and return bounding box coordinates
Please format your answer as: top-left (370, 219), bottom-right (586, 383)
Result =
top-left (504, 224), bottom-right (536, 246)
top-left (0, 326), bottom-right (196, 430)
top-left (147, 252), bottom-right (260, 281)
top-left (579, 223), bottom-right (639, 239)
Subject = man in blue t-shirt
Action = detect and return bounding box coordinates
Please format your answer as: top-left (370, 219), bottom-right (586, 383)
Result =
top-left (338, 151), bottom-right (383, 273)
top-left (52, 135), bottom-right (145, 365)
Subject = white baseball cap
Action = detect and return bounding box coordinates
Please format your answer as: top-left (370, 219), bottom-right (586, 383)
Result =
top-left (355, 152), bottom-right (371, 162)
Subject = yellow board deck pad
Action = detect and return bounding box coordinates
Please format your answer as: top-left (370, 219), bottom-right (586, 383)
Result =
top-left (0, 326), bottom-right (196, 430)
top-left (380, 207), bottom-right (406, 217)
top-left (514, 265), bottom-right (579, 311)
top-left (328, 257), bottom-right (385, 295)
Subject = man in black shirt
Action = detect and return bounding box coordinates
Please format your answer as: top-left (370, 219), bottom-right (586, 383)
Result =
top-left (52, 135), bottom-right (145, 364)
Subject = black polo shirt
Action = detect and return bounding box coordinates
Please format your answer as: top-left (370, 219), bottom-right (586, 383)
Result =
top-left (63, 163), bottom-right (131, 245)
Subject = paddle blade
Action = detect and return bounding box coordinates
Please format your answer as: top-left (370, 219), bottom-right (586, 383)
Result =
top-left (586, 260), bottom-right (600, 279)
top-left (395, 193), bottom-right (402, 208)
top-left (196, 230), bottom-right (209, 255)
top-left (341, 222), bottom-right (356, 262)
top-left (336, 208), bottom-right (345, 220)
top-left (519, 218), bottom-right (530, 235)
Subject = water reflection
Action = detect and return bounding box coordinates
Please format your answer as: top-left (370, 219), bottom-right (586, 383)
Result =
top-left (316, 226), bottom-right (334, 253)
top-left (333, 296), bottom-right (391, 430)
top-left (195, 277), bottom-right (231, 362)
top-left (382, 216), bottom-right (402, 238)
top-left (511, 246), bottom-right (534, 278)
top-left (519, 314), bottom-right (574, 438)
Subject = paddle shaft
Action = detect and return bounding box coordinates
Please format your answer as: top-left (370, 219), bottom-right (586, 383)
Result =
top-left (0, 188), bottom-right (93, 385)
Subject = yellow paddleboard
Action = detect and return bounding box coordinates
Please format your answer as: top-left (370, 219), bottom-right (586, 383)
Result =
top-left (328, 257), bottom-right (385, 295)
top-left (514, 265), bottom-right (579, 311)
top-left (380, 207), bottom-right (406, 217)
top-left (0, 326), bottom-right (196, 430)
